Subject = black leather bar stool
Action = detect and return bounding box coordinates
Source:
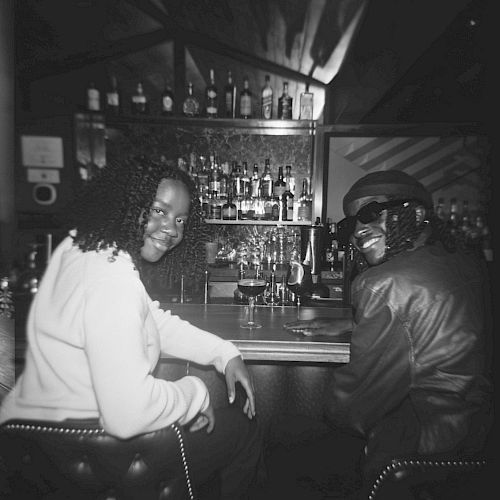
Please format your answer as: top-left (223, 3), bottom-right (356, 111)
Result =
top-left (365, 454), bottom-right (492, 500)
top-left (0, 418), bottom-right (195, 500)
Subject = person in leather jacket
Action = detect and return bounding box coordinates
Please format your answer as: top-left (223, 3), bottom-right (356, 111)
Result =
top-left (271, 170), bottom-right (493, 498)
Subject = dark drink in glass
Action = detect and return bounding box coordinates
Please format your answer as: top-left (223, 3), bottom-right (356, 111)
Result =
top-left (237, 278), bottom-right (266, 328)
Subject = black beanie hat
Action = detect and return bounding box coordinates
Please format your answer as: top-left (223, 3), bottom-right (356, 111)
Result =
top-left (343, 170), bottom-right (433, 216)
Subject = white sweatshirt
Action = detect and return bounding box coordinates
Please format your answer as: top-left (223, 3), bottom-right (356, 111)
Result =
top-left (0, 236), bottom-right (240, 438)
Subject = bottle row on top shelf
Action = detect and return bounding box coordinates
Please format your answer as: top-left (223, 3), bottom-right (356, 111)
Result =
top-left (86, 69), bottom-right (314, 121)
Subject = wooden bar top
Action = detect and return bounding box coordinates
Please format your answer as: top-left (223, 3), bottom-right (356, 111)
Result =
top-left (162, 303), bottom-right (352, 363)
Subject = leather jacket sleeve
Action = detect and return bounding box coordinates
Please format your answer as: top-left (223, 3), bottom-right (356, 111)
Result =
top-left (324, 280), bottom-right (412, 437)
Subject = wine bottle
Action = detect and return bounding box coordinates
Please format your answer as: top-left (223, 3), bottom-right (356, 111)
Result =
top-left (182, 82), bottom-right (200, 117)
top-left (131, 82), bottom-right (148, 114)
top-left (86, 81), bottom-right (100, 112)
top-left (161, 82), bottom-right (175, 115)
top-left (277, 81), bottom-right (293, 119)
top-left (105, 76), bottom-right (120, 115)
top-left (261, 74), bottom-right (273, 119)
top-left (205, 68), bottom-right (218, 118)
top-left (240, 77), bottom-right (253, 119)
top-left (224, 70), bottom-right (236, 118)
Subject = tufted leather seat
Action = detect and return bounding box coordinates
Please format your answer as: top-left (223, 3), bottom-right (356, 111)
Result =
top-left (366, 455), bottom-right (492, 500)
top-left (0, 418), bottom-right (194, 500)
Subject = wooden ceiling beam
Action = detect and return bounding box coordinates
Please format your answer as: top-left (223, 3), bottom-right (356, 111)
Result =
top-left (18, 29), bottom-right (173, 82)
top-left (128, 0), bottom-right (327, 87)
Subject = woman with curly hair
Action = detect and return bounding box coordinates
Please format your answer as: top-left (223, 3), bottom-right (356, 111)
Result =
top-left (0, 157), bottom-right (262, 499)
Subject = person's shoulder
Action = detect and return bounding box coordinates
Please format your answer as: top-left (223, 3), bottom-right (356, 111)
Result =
top-left (82, 246), bottom-right (137, 279)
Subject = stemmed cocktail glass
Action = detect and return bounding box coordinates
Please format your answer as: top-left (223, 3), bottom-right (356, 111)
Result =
top-left (237, 278), bottom-right (267, 328)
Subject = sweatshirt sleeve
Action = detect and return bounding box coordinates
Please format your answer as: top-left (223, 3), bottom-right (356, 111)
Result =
top-left (83, 271), bottom-right (210, 439)
top-left (149, 300), bottom-right (241, 373)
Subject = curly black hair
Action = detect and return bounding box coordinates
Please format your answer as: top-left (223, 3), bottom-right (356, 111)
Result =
top-left (62, 156), bottom-right (211, 286)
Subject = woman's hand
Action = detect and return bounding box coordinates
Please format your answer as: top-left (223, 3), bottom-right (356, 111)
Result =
top-left (224, 355), bottom-right (256, 419)
top-left (188, 402), bottom-right (215, 433)
top-left (284, 317), bottom-right (352, 337)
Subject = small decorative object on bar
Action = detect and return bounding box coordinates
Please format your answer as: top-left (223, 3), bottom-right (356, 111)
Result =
top-left (205, 68), bottom-right (218, 118)
top-left (277, 81), bottom-right (293, 119)
top-left (261, 74), bottom-right (273, 119)
top-left (239, 76), bottom-right (253, 118)
top-left (238, 278), bottom-right (266, 328)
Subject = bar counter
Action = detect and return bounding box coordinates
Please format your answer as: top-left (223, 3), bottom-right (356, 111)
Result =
top-left (163, 303), bottom-right (352, 363)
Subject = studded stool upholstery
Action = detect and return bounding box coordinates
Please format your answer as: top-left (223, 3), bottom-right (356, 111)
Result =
top-left (0, 418), bottom-right (194, 500)
top-left (367, 455), bottom-right (492, 500)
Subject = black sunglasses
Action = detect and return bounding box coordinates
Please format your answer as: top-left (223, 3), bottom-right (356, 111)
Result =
top-left (338, 199), bottom-right (413, 239)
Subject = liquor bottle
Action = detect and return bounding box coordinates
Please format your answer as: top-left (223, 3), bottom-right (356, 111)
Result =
top-left (273, 166), bottom-right (286, 199)
top-left (277, 81), bottom-right (293, 119)
top-left (105, 76), bottom-right (120, 115)
top-left (131, 82), bottom-right (148, 114)
top-left (435, 197), bottom-right (446, 220)
top-left (86, 81), bottom-right (100, 112)
top-left (232, 163), bottom-right (243, 200)
top-left (297, 178), bottom-right (312, 221)
top-left (326, 221), bottom-right (342, 275)
top-left (253, 186), bottom-right (265, 220)
top-left (282, 184), bottom-right (294, 221)
top-left (224, 70), bottom-right (236, 118)
top-left (261, 74), bottom-right (273, 119)
top-left (239, 77), bottom-right (253, 119)
top-left (460, 199), bottom-right (471, 239)
top-left (284, 164), bottom-right (296, 195)
top-left (271, 194), bottom-right (280, 221)
top-left (261, 158), bottom-right (273, 198)
top-left (299, 83), bottom-right (313, 120)
top-left (250, 163), bottom-right (260, 198)
top-left (208, 155), bottom-right (221, 194)
top-left (222, 195), bottom-right (237, 220)
top-left (241, 161), bottom-right (251, 199)
top-left (200, 191), bottom-right (209, 219)
top-left (205, 68), bottom-right (218, 118)
top-left (161, 82), bottom-right (175, 115)
top-left (447, 198), bottom-right (460, 236)
top-left (219, 160), bottom-right (230, 199)
top-left (182, 82), bottom-right (200, 117)
top-left (196, 155), bottom-right (209, 195)
top-left (209, 190), bottom-right (221, 220)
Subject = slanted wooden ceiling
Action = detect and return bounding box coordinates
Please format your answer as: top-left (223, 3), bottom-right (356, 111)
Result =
top-left (15, 0), bottom-right (490, 125)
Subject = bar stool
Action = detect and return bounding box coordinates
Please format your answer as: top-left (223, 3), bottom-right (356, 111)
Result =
top-left (0, 418), bottom-right (195, 499)
top-left (366, 454), bottom-right (492, 500)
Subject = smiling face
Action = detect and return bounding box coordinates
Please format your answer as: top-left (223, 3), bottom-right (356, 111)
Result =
top-left (140, 178), bottom-right (190, 262)
top-left (346, 195), bottom-right (390, 267)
